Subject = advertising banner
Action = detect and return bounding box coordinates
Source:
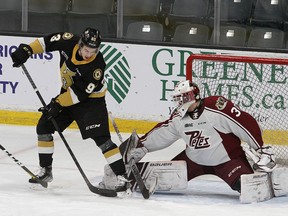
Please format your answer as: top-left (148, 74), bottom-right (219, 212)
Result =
top-left (0, 35), bottom-right (61, 111)
top-left (1, 35), bottom-right (288, 122)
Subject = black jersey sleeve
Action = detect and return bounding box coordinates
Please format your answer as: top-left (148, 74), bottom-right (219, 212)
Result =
top-left (43, 32), bottom-right (78, 52)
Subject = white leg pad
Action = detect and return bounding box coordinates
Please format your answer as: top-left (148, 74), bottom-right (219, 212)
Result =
top-left (271, 167), bottom-right (288, 197)
top-left (140, 160), bottom-right (188, 191)
top-left (101, 161), bottom-right (188, 193)
top-left (240, 172), bottom-right (274, 204)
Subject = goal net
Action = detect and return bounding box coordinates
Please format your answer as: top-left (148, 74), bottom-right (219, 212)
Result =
top-left (186, 54), bottom-right (288, 166)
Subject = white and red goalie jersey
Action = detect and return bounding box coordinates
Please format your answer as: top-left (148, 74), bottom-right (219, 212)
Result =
top-left (140, 96), bottom-right (264, 166)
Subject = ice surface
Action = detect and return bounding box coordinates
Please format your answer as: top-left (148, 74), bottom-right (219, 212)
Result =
top-left (0, 124), bottom-right (287, 216)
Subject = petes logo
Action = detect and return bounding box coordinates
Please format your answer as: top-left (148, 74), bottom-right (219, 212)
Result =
top-left (185, 130), bottom-right (210, 149)
top-left (100, 44), bottom-right (131, 104)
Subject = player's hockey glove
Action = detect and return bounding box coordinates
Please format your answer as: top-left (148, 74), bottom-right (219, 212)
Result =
top-left (11, 44), bottom-right (33, 67)
top-left (39, 98), bottom-right (63, 121)
top-left (128, 146), bottom-right (148, 163)
top-left (253, 146), bottom-right (277, 172)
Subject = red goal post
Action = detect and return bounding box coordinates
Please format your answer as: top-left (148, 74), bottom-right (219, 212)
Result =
top-left (186, 54), bottom-right (288, 166)
top-left (186, 54), bottom-right (288, 82)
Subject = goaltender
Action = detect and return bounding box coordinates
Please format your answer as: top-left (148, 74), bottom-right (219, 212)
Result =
top-left (101, 80), bottom-right (288, 202)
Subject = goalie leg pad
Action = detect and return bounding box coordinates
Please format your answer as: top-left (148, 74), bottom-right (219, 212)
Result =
top-left (139, 160), bottom-right (188, 192)
top-left (240, 172), bottom-right (274, 204)
top-left (101, 161), bottom-right (188, 192)
top-left (271, 167), bottom-right (288, 197)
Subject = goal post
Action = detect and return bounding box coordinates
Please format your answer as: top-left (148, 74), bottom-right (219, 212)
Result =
top-left (186, 54), bottom-right (288, 166)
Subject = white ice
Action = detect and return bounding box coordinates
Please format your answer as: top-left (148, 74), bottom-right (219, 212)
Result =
top-left (0, 124), bottom-right (287, 216)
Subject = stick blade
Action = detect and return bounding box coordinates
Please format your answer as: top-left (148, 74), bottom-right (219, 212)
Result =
top-left (88, 184), bottom-right (117, 197)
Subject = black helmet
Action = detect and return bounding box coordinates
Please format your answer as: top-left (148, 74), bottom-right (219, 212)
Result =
top-left (80, 28), bottom-right (101, 48)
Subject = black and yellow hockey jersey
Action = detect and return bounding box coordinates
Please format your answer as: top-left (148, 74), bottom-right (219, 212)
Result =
top-left (29, 32), bottom-right (107, 107)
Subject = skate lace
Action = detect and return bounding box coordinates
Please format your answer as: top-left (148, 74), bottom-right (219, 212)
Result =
top-left (116, 175), bottom-right (130, 187)
top-left (35, 167), bottom-right (46, 177)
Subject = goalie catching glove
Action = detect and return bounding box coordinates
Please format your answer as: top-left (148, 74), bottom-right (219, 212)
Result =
top-left (243, 145), bottom-right (277, 172)
top-left (253, 146), bottom-right (277, 172)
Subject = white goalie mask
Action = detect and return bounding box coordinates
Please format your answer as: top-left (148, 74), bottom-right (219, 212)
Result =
top-left (172, 80), bottom-right (200, 114)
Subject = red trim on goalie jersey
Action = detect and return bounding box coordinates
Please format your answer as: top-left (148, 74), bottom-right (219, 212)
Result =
top-left (204, 96), bottom-right (263, 149)
top-left (172, 150), bottom-right (253, 187)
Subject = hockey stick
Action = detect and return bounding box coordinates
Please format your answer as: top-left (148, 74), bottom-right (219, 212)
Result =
top-left (108, 112), bottom-right (123, 143)
top-left (108, 112), bottom-right (150, 199)
top-left (20, 64), bottom-right (116, 197)
top-left (0, 144), bottom-right (48, 188)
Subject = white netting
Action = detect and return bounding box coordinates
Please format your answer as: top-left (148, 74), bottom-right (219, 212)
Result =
top-left (186, 54), bottom-right (288, 166)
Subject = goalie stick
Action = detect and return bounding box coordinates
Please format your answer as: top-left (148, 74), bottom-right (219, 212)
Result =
top-left (127, 137), bottom-right (150, 199)
top-left (0, 144), bottom-right (48, 188)
top-left (20, 64), bottom-right (117, 198)
top-left (108, 112), bottom-right (150, 199)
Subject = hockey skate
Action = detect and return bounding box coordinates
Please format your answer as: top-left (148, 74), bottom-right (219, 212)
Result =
top-left (29, 165), bottom-right (53, 184)
top-left (115, 174), bottom-right (132, 198)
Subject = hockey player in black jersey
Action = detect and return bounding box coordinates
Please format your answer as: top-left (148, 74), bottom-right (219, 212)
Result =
top-left (11, 28), bottom-right (131, 197)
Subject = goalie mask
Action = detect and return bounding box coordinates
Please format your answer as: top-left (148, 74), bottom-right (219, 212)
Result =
top-left (80, 28), bottom-right (101, 49)
top-left (172, 80), bottom-right (200, 114)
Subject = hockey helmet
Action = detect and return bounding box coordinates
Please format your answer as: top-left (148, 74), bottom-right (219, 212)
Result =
top-left (172, 80), bottom-right (200, 113)
top-left (80, 28), bottom-right (101, 48)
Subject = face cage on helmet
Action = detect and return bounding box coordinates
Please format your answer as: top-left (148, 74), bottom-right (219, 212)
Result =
top-left (172, 91), bottom-right (196, 108)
